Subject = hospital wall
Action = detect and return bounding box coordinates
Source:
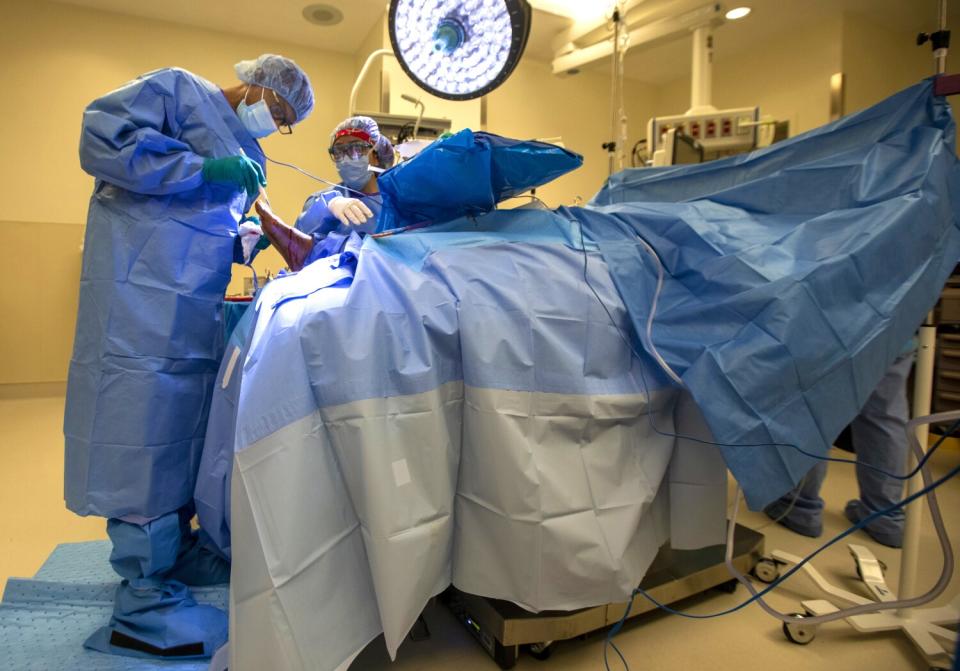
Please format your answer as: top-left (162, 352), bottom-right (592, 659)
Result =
top-left (0, 0), bottom-right (355, 386)
top-left (355, 16), bottom-right (388, 114)
top-left (841, 13), bottom-right (940, 115)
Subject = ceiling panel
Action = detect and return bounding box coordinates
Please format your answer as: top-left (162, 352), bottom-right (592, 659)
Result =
top-left (52, 0), bottom-right (957, 83)
top-left (54, 0), bottom-right (389, 54)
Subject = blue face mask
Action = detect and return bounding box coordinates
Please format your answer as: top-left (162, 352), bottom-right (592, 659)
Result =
top-left (236, 88), bottom-right (277, 139)
top-left (337, 157), bottom-right (372, 192)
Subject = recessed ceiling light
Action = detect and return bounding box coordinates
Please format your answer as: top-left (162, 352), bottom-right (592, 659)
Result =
top-left (302, 4), bottom-right (344, 26)
top-left (725, 6), bottom-right (751, 20)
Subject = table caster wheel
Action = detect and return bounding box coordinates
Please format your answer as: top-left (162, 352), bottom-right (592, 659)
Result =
top-left (783, 613), bottom-right (816, 645)
top-left (527, 641), bottom-right (555, 661)
top-left (754, 559), bottom-right (779, 584)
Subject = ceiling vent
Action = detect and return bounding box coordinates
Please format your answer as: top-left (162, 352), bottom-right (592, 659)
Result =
top-left (302, 4), bottom-right (344, 26)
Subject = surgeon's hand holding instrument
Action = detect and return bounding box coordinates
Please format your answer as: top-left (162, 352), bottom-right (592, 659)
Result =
top-left (255, 183), bottom-right (272, 209)
top-left (201, 155), bottom-right (266, 199)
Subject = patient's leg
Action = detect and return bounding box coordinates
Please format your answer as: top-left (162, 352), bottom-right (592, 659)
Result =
top-left (255, 200), bottom-right (315, 272)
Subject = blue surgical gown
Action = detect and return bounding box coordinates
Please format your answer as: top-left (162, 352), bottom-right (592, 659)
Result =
top-left (64, 67), bottom-right (266, 519)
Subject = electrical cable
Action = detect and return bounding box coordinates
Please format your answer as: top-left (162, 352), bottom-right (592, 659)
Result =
top-left (503, 193), bottom-right (551, 210)
top-left (602, 424), bottom-right (957, 671)
top-left (748, 471), bottom-right (806, 531)
top-left (263, 154), bottom-right (384, 202)
top-left (630, 420), bottom-right (957, 622)
top-left (630, 139), bottom-right (647, 168)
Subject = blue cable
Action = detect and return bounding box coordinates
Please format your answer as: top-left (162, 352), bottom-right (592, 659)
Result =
top-left (601, 438), bottom-right (959, 670)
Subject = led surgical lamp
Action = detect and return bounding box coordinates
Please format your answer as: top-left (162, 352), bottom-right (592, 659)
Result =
top-left (387, 0), bottom-right (532, 100)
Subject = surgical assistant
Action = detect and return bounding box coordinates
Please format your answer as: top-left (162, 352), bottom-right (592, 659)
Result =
top-left (294, 116), bottom-right (394, 259)
top-left (63, 54), bottom-right (313, 660)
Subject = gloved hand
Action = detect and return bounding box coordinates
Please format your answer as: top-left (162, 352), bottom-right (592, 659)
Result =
top-left (239, 215), bottom-right (271, 249)
top-left (236, 215), bottom-right (265, 265)
top-left (255, 201), bottom-right (315, 272)
top-left (328, 197), bottom-right (374, 227)
top-left (202, 156), bottom-right (266, 199)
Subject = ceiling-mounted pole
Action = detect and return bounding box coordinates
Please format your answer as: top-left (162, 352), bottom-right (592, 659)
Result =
top-left (688, 25), bottom-right (715, 114)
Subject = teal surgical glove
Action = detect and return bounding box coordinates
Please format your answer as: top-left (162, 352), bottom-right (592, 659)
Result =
top-left (202, 156), bottom-right (266, 199)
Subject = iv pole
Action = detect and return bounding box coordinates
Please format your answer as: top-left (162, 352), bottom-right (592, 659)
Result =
top-left (899, 0), bottom-right (950, 628)
top-left (604, 4), bottom-right (628, 176)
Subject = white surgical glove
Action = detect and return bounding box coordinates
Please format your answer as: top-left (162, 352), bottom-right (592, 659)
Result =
top-left (328, 196), bottom-right (374, 227)
top-left (238, 221), bottom-right (263, 265)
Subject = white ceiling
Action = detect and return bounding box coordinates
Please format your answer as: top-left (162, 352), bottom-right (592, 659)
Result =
top-left (53, 0), bottom-right (958, 85)
top-left (53, 0), bottom-right (391, 54)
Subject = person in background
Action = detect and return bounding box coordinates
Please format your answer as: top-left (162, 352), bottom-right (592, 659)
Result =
top-left (764, 349), bottom-right (915, 548)
top-left (294, 115), bottom-right (395, 258)
top-left (64, 54), bottom-right (313, 659)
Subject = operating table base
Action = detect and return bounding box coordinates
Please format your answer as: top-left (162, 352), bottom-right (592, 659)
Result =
top-left (443, 523), bottom-right (765, 668)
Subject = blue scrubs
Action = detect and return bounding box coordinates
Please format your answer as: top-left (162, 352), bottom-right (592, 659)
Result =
top-left (765, 352), bottom-right (914, 547)
top-left (64, 66), bottom-right (262, 657)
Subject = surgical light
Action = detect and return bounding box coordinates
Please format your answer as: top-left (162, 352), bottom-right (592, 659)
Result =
top-left (724, 6), bottom-right (751, 20)
top-left (388, 0), bottom-right (532, 101)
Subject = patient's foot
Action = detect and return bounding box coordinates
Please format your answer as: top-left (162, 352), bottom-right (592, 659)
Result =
top-left (255, 200), bottom-right (315, 272)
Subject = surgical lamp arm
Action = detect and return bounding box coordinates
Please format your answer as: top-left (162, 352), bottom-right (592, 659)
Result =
top-left (400, 94), bottom-right (426, 140)
top-left (349, 48), bottom-right (395, 117)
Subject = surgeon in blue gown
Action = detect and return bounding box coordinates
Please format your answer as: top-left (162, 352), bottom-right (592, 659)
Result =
top-left (63, 54), bottom-right (313, 659)
top-left (294, 116), bottom-right (393, 259)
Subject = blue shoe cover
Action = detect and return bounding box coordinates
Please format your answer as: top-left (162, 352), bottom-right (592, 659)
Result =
top-left (83, 581), bottom-right (227, 659)
top-left (844, 499), bottom-right (903, 548)
top-left (168, 530), bottom-right (231, 586)
top-left (763, 501), bottom-right (823, 538)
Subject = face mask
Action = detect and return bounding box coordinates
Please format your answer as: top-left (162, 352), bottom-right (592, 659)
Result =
top-left (237, 87), bottom-right (277, 139)
top-left (337, 157), bottom-right (372, 191)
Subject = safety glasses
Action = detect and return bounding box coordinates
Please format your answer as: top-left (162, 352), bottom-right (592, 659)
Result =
top-left (328, 141), bottom-right (373, 162)
top-left (264, 89), bottom-right (293, 135)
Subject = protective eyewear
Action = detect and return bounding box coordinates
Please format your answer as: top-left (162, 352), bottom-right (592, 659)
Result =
top-left (248, 86), bottom-right (294, 135)
top-left (265, 90), bottom-right (293, 135)
top-left (329, 141), bottom-right (374, 161)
